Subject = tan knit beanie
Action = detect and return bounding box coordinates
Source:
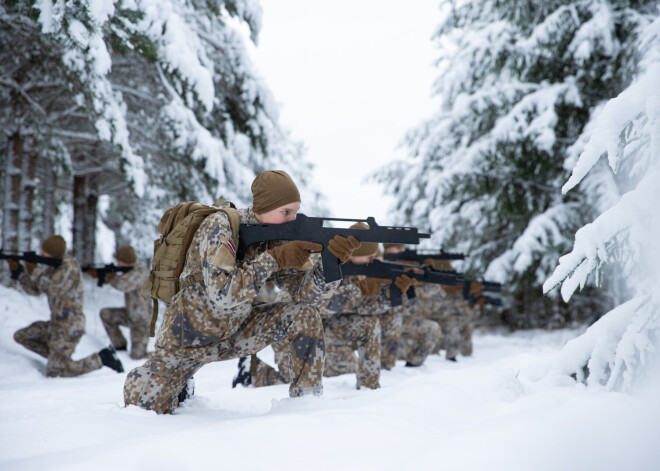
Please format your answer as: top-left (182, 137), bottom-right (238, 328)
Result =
top-left (349, 222), bottom-right (378, 257)
top-left (251, 170), bottom-right (301, 215)
top-left (42, 235), bottom-right (66, 258)
top-left (115, 246), bottom-right (136, 264)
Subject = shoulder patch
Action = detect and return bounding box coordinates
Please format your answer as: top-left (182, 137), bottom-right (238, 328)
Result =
top-left (212, 242), bottom-right (236, 271)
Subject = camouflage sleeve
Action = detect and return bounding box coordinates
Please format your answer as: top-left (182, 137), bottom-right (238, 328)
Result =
top-left (33, 259), bottom-right (78, 299)
top-left (274, 254), bottom-right (340, 307)
top-left (353, 284), bottom-right (391, 315)
top-left (321, 278), bottom-right (363, 314)
top-left (199, 212), bottom-right (280, 309)
top-left (16, 266), bottom-right (44, 296)
top-left (108, 266), bottom-right (143, 293)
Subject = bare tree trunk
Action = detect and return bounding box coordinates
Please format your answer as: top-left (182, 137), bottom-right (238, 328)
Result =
top-left (72, 174), bottom-right (86, 261)
top-left (72, 173), bottom-right (98, 264)
top-left (41, 158), bottom-right (56, 239)
top-left (84, 176), bottom-right (98, 264)
top-left (18, 151), bottom-right (35, 249)
top-left (2, 133), bottom-right (22, 250)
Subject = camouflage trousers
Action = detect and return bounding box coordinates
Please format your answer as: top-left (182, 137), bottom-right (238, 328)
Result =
top-left (428, 312), bottom-right (463, 359)
top-left (322, 314), bottom-right (381, 389)
top-left (379, 309), bottom-right (403, 370)
top-left (100, 307), bottom-right (149, 359)
top-left (14, 319), bottom-right (102, 377)
top-left (124, 302), bottom-right (325, 414)
top-left (398, 314), bottom-right (441, 367)
top-left (251, 340), bottom-right (291, 388)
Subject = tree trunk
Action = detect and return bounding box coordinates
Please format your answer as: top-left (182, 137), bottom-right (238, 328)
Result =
top-left (18, 151), bottom-right (36, 249)
top-left (72, 173), bottom-right (98, 264)
top-left (2, 133), bottom-right (22, 250)
top-left (41, 158), bottom-right (56, 239)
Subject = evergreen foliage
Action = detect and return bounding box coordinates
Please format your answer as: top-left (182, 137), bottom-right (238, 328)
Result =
top-left (376, 0), bottom-right (656, 327)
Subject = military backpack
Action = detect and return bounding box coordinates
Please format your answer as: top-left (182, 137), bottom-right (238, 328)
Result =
top-left (142, 199), bottom-right (240, 336)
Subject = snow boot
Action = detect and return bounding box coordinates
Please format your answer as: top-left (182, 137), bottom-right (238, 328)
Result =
top-left (232, 356), bottom-right (252, 388)
top-left (99, 346), bottom-right (124, 373)
top-left (178, 377), bottom-right (195, 404)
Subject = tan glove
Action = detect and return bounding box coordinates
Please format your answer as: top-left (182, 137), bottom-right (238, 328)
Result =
top-left (443, 284), bottom-right (463, 296)
top-left (356, 277), bottom-right (391, 297)
top-left (268, 241), bottom-right (323, 270)
top-left (25, 262), bottom-right (37, 275)
top-left (393, 274), bottom-right (418, 294)
top-left (87, 269), bottom-right (99, 278)
top-left (328, 235), bottom-right (360, 264)
top-left (7, 259), bottom-right (21, 273)
top-left (105, 272), bottom-right (116, 282)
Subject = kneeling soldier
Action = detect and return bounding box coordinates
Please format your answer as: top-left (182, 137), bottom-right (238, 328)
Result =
top-left (10, 236), bottom-right (124, 377)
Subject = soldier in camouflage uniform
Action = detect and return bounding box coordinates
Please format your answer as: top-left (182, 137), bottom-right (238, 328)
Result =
top-left (124, 171), bottom-right (359, 414)
top-left (382, 243), bottom-right (441, 367)
top-left (94, 246), bottom-right (151, 359)
top-left (9, 236), bottom-right (124, 377)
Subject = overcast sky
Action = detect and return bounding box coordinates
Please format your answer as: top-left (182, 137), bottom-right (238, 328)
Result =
top-left (247, 0), bottom-right (442, 224)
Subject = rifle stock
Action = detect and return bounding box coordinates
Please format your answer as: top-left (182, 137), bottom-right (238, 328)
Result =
top-left (238, 214), bottom-right (430, 282)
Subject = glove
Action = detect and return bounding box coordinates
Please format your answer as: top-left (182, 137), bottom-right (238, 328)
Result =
top-left (87, 269), bottom-right (99, 278)
top-left (442, 284), bottom-right (462, 296)
top-left (423, 258), bottom-right (452, 270)
top-left (327, 235), bottom-right (360, 264)
top-left (356, 277), bottom-right (391, 297)
top-left (105, 272), bottom-right (117, 282)
top-left (393, 274), bottom-right (418, 294)
top-left (7, 259), bottom-right (23, 279)
top-left (268, 241), bottom-right (323, 270)
top-left (25, 262), bottom-right (37, 275)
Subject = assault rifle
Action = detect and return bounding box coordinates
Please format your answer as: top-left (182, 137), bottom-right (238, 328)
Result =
top-left (82, 264), bottom-right (133, 287)
top-left (341, 259), bottom-right (461, 307)
top-left (238, 214), bottom-right (430, 282)
top-left (461, 280), bottom-right (503, 307)
top-left (0, 249), bottom-right (62, 279)
top-left (383, 248), bottom-right (465, 263)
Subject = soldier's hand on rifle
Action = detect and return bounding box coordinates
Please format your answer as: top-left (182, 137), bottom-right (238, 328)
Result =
top-left (105, 272), bottom-right (116, 282)
top-left (327, 235), bottom-right (360, 264)
top-left (268, 241), bottom-right (323, 270)
top-left (25, 262), bottom-right (37, 275)
top-left (87, 269), bottom-right (99, 278)
top-left (394, 274), bottom-right (418, 294)
top-left (356, 277), bottom-right (391, 297)
top-left (7, 259), bottom-right (23, 279)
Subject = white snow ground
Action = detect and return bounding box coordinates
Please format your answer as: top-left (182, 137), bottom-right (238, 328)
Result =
top-left (1, 281), bottom-right (659, 471)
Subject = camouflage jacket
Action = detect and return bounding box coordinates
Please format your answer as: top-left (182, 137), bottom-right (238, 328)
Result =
top-left (18, 254), bottom-right (84, 322)
top-left (320, 277), bottom-right (391, 319)
top-left (158, 206), bottom-right (340, 347)
top-left (108, 260), bottom-right (150, 323)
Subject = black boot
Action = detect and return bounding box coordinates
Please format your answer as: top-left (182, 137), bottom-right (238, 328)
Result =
top-left (178, 377), bottom-right (195, 404)
top-left (99, 346), bottom-right (124, 373)
top-left (232, 356), bottom-right (252, 388)
top-left (446, 356), bottom-right (457, 362)
top-left (114, 345), bottom-right (127, 352)
top-left (405, 361), bottom-right (421, 367)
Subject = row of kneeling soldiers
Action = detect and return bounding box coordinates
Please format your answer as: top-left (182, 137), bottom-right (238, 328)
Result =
top-left (5, 170), bottom-right (490, 414)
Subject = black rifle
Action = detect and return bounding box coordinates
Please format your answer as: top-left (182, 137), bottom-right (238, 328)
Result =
top-left (461, 280), bottom-right (503, 306)
top-left (238, 214), bottom-right (430, 282)
top-left (82, 264), bottom-right (133, 287)
top-left (383, 248), bottom-right (465, 263)
top-left (0, 249), bottom-right (62, 279)
top-left (340, 259), bottom-right (460, 307)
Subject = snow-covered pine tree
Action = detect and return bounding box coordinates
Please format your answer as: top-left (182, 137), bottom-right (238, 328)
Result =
top-left (534, 12), bottom-right (660, 393)
top-left (376, 0), bottom-right (653, 327)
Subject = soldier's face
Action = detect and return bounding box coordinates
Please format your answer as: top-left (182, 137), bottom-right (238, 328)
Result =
top-left (256, 202), bottom-right (301, 224)
top-left (350, 254), bottom-right (375, 265)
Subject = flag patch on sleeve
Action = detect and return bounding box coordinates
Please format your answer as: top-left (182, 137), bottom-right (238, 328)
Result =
top-left (225, 239), bottom-right (236, 257)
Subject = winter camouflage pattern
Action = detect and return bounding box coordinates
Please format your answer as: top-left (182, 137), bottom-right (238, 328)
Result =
top-left (379, 306), bottom-right (403, 370)
top-left (100, 260), bottom-right (151, 359)
top-left (323, 343), bottom-right (357, 376)
top-left (14, 254), bottom-right (102, 377)
top-left (416, 284), bottom-right (472, 359)
top-left (323, 313), bottom-right (381, 389)
top-left (124, 207), bottom-right (339, 413)
top-left (398, 294), bottom-right (442, 366)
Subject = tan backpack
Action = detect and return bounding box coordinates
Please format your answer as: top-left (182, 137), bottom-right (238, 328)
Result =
top-left (142, 199), bottom-right (240, 336)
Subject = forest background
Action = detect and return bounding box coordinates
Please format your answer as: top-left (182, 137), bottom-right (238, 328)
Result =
top-left (1, 0), bottom-right (659, 393)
